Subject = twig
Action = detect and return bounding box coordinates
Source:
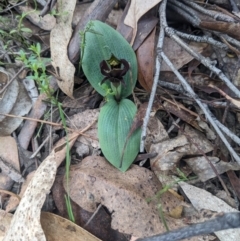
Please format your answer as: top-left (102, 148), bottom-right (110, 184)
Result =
top-left (136, 212), bottom-right (240, 241)
top-left (228, 0), bottom-right (240, 13)
top-left (139, 0), bottom-right (166, 152)
top-left (0, 0), bottom-right (27, 13)
top-left (83, 204), bottom-right (102, 228)
top-left (165, 27), bottom-right (240, 98)
top-left (215, 118), bottom-right (240, 146)
top-left (213, 32), bottom-right (240, 49)
top-left (30, 136), bottom-right (50, 159)
top-left (160, 51), bottom-right (240, 164)
top-left (0, 66), bottom-right (25, 94)
top-left (167, 1), bottom-right (200, 26)
top-left (171, 29), bottom-right (228, 50)
top-left (181, 0), bottom-right (236, 22)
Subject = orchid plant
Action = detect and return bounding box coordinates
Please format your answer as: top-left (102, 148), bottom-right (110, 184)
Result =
top-left (81, 21), bottom-right (141, 172)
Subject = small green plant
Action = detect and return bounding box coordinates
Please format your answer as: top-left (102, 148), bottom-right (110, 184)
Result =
top-left (17, 44), bottom-right (54, 102)
top-left (16, 43), bottom-right (75, 222)
top-left (80, 20), bottom-right (141, 172)
top-left (10, 13), bottom-right (33, 36)
top-left (147, 169), bottom-right (196, 231)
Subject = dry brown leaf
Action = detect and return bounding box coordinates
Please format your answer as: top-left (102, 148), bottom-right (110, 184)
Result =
top-left (145, 115), bottom-right (169, 152)
top-left (150, 125), bottom-right (213, 172)
top-left (14, 131), bottom-right (80, 213)
top-left (183, 125), bottom-right (213, 155)
top-left (161, 38), bottom-right (208, 71)
top-left (162, 99), bottom-right (202, 131)
top-left (180, 182), bottom-right (240, 241)
top-left (0, 208), bottom-right (100, 241)
top-left (150, 135), bottom-right (190, 172)
top-left (0, 209), bottom-right (13, 241)
top-left (137, 27), bottom-right (156, 92)
top-left (41, 212), bottom-right (101, 241)
top-left (4, 132), bottom-right (80, 240)
top-left (0, 136), bottom-right (21, 190)
top-left (65, 156), bottom-right (185, 238)
top-left (208, 84), bottom-right (240, 108)
top-left (124, 0), bottom-right (162, 45)
top-left (3, 151), bottom-right (56, 241)
top-left (50, 0), bottom-right (76, 98)
top-left (0, 68), bottom-right (9, 100)
top-left (67, 109), bottom-right (100, 150)
top-left (52, 174), bottom-right (125, 241)
top-left (116, 1), bottom-right (157, 49)
top-left (200, 21), bottom-right (240, 41)
top-left (184, 156), bottom-right (240, 182)
top-left (0, 80), bottom-right (32, 136)
top-left (0, 69), bottom-right (18, 122)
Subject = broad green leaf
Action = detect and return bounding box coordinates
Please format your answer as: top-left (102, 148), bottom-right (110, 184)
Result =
top-left (98, 99), bottom-right (141, 172)
top-left (81, 20), bottom-right (137, 98)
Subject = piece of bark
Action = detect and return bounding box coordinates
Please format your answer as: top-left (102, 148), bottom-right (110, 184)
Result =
top-left (17, 76), bottom-right (58, 149)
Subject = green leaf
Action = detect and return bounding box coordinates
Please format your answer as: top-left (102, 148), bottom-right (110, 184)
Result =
top-left (82, 20), bottom-right (137, 98)
top-left (98, 99), bottom-right (141, 172)
top-left (20, 27), bottom-right (32, 33)
top-left (9, 29), bottom-right (17, 34)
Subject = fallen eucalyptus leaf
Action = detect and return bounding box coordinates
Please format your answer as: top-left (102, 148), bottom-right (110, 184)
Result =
top-left (123, 0), bottom-right (162, 45)
top-left (50, 0), bottom-right (76, 98)
top-left (65, 156), bottom-right (185, 238)
top-left (3, 152), bottom-right (56, 241)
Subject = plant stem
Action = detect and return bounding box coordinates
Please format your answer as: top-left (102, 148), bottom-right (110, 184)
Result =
top-left (111, 82), bottom-right (122, 101)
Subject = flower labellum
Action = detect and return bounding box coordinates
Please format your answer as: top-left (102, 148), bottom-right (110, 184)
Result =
top-left (100, 54), bottom-right (130, 87)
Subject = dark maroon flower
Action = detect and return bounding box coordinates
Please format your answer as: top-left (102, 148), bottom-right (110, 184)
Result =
top-left (100, 54), bottom-right (130, 86)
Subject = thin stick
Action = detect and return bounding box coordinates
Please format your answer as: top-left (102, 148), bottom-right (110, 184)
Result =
top-left (83, 204), bottom-right (102, 228)
top-left (0, 66), bottom-right (25, 94)
top-left (136, 212), bottom-right (240, 241)
top-left (0, 113), bottom-right (98, 140)
top-left (160, 51), bottom-right (240, 164)
top-left (139, 0), bottom-right (167, 152)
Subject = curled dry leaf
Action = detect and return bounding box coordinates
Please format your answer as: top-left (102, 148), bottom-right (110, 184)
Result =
top-left (0, 136), bottom-right (21, 188)
top-left (150, 135), bottom-right (190, 171)
top-left (0, 68), bottom-right (10, 100)
top-left (40, 212), bottom-right (100, 241)
top-left (3, 152), bottom-right (56, 241)
top-left (137, 27), bottom-right (156, 92)
top-left (150, 125), bottom-right (213, 172)
top-left (116, 0), bottom-right (158, 49)
top-left (0, 81), bottom-right (32, 136)
top-left (123, 0), bottom-right (162, 45)
top-left (65, 156), bottom-right (185, 238)
top-left (0, 69), bottom-right (19, 122)
top-left (1, 204), bottom-right (100, 241)
top-left (50, 0), bottom-right (76, 98)
top-left (6, 132), bottom-right (79, 214)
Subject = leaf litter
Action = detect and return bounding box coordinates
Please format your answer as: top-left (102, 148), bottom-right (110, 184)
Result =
top-left (1, 1), bottom-right (240, 241)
